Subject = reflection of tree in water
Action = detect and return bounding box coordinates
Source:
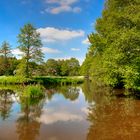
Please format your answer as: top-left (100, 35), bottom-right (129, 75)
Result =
top-left (0, 89), bottom-right (15, 120)
top-left (16, 95), bottom-right (46, 140)
top-left (59, 86), bottom-right (80, 101)
top-left (45, 85), bottom-right (80, 101)
top-left (81, 80), bottom-right (94, 103)
top-left (45, 88), bottom-right (57, 101)
top-left (82, 80), bottom-right (112, 103)
top-left (86, 88), bottom-right (140, 140)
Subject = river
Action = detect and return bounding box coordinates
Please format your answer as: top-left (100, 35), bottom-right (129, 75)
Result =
top-left (0, 82), bottom-right (140, 140)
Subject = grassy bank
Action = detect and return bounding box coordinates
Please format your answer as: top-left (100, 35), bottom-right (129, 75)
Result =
top-left (0, 76), bottom-right (84, 85)
top-left (34, 76), bottom-right (84, 85)
top-left (0, 76), bottom-right (34, 84)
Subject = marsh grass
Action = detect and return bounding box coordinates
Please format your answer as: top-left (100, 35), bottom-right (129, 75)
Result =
top-left (0, 76), bottom-right (34, 84)
top-left (34, 76), bottom-right (84, 85)
top-left (0, 76), bottom-right (84, 85)
top-left (23, 85), bottom-right (45, 98)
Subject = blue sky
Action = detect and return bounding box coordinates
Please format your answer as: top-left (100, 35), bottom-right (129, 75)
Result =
top-left (0, 0), bottom-right (104, 64)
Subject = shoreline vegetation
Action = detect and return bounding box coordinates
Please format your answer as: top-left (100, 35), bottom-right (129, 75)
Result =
top-left (0, 76), bottom-right (84, 98)
top-left (81, 0), bottom-right (140, 92)
top-left (0, 76), bottom-right (84, 85)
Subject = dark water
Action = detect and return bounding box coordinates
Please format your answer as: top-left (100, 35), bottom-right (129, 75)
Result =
top-left (0, 82), bottom-right (140, 140)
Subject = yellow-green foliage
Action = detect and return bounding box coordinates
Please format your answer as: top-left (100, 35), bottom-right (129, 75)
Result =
top-left (34, 76), bottom-right (84, 85)
top-left (0, 76), bottom-right (31, 84)
top-left (82, 0), bottom-right (140, 90)
top-left (23, 85), bottom-right (44, 97)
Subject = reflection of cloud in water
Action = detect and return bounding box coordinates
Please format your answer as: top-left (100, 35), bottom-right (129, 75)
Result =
top-left (37, 109), bottom-right (83, 125)
top-left (81, 107), bottom-right (89, 115)
top-left (71, 100), bottom-right (79, 104)
top-left (11, 94), bottom-right (19, 102)
top-left (81, 102), bottom-right (96, 115)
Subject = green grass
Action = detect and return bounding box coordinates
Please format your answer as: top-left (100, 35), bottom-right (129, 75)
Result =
top-left (22, 85), bottom-right (44, 98)
top-left (34, 76), bottom-right (84, 85)
top-left (0, 76), bottom-right (36, 85)
top-left (0, 76), bottom-right (84, 85)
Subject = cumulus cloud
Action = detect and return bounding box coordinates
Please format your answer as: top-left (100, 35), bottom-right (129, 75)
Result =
top-left (11, 47), bottom-right (60, 57)
top-left (71, 48), bottom-right (80, 51)
top-left (37, 27), bottom-right (85, 43)
top-left (46, 0), bottom-right (78, 5)
top-left (82, 38), bottom-right (90, 45)
top-left (11, 49), bottom-right (23, 59)
top-left (54, 56), bottom-right (84, 65)
top-left (45, 0), bottom-right (81, 14)
top-left (11, 49), bottom-right (24, 55)
top-left (42, 47), bottom-right (61, 54)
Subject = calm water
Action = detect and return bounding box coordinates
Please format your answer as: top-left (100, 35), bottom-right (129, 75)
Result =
top-left (0, 82), bottom-right (140, 140)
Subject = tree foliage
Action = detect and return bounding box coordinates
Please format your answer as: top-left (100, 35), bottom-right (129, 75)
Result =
top-left (45, 58), bottom-right (80, 76)
top-left (17, 24), bottom-right (44, 77)
top-left (81, 0), bottom-right (140, 90)
top-left (0, 41), bottom-right (14, 75)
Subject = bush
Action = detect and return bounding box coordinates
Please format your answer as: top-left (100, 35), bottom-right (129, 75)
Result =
top-left (23, 85), bottom-right (44, 97)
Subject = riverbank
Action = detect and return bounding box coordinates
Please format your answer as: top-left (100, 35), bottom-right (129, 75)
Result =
top-left (0, 76), bottom-right (84, 85)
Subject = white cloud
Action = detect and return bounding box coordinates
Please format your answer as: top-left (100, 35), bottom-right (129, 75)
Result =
top-left (82, 38), bottom-right (90, 45)
top-left (46, 5), bottom-right (72, 14)
top-left (11, 47), bottom-right (60, 58)
top-left (73, 7), bottom-right (81, 13)
top-left (81, 107), bottom-right (89, 114)
top-left (11, 49), bottom-right (23, 59)
top-left (46, 0), bottom-right (78, 5)
top-left (54, 57), bottom-right (71, 61)
top-left (42, 47), bottom-right (61, 54)
top-left (37, 27), bottom-right (85, 43)
top-left (11, 49), bottom-right (24, 55)
top-left (54, 56), bottom-right (84, 65)
top-left (71, 48), bottom-right (80, 51)
top-left (45, 0), bottom-right (81, 14)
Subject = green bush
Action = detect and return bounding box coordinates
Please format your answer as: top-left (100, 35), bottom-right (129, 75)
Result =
top-left (23, 85), bottom-right (44, 97)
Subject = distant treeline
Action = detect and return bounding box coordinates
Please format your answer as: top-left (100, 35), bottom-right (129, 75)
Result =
top-left (0, 55), bottom-right (80, 77)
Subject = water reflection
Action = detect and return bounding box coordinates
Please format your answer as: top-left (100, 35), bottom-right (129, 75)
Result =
top-left (16, 95), bottom-right (45, 140)
top-left (1, 83), bottom-right (140, 140)
top-left (0, 85), bottom-right (86, 140)
top-left (0, 89), bottom-right (15, 120)
top-left (45, 85), bottom-right (80, 101)
top-left (82, 81), bottom-right (140, 140)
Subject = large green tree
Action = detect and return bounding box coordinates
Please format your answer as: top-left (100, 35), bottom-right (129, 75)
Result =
top-left (83, 0), bottom-right (140, 90)
top-left (17, 24), bottom-right (44, 77)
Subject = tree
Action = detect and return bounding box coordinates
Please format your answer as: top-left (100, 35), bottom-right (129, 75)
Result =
top-left (83, 0), bottom-right (140, 90)
top-left (68, 58), bottom-right (80, 76)
top-left (44, 58), bottom-right (80, 76)
top-left (17, 24), bottom-right (44, 77)
top-left (0, 41), bottom-right (12, 75)
top-left (45, 59), bottom-right (60, 76)
top-left (60, 58), bottom-right (80, 76)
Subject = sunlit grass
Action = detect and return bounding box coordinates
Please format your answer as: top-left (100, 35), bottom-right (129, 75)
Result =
top-left (23, 85), bottom-right (44, 98)
top-left (0, 76), bottom-right (32, 84)
top-left (0, 76), bottom-right (84, 85)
